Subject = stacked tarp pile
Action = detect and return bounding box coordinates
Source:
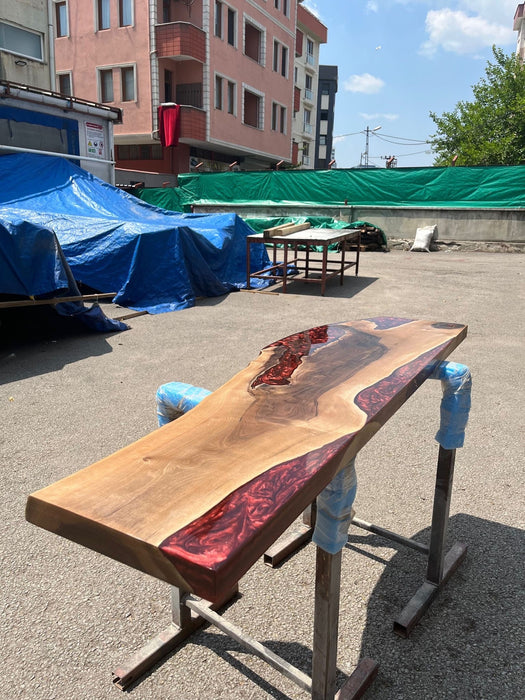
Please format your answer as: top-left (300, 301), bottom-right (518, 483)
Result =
top-left (0, 154), bottom-right (271, 314)
top-left (0, 218), bottom-right (127, 332)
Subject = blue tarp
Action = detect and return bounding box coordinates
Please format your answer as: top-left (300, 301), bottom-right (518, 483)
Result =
top-left (0, 217), bottom-right (127, 333)
top-left (0, 154), bottom-right (271, 314)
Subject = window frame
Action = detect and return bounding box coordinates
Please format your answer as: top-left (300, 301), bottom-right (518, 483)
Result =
top-left (98, 68), bottom-right (114, 103)
top-left (242, 84), bottom-right (264, 129)
top-left (215, 0), bottom-right (223, 39)
top-left (227, 80), bottom-right (236, 115)
top-left (120, 65), bottom-right (136, 102)
top-left (96, 0), bottom-right (111, 31)
top-left (55, 1), bottom-right (69, 38)
top-left (118, 0), bottom-right (133, 28)
top-left (227, 6), bottom-right (236, 46)
top-left (215, 74), bottom-right (223, 110)
top-left (57, 71), bottom-right (72, 96)
top-left (0, 21), bottom-right (43, 61)
top-left (243, 16), bottom-right (265, 66)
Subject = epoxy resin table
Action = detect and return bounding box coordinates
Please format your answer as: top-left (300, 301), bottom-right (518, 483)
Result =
top-left (26, 318), bottom-right (468, 698)
top-left (246, 228), bottom-right (361, 295)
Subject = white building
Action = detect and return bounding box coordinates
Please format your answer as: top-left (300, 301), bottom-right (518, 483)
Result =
top-left (514, 3), bottom-right (525, 61)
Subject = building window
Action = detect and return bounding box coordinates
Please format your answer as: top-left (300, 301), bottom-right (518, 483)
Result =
top-left (306, 38), bottom-right (314, 65)
top-left (271, 102), bottom-right (278, 131)
top-left (281, 45), bottom-right (288, 77)
top-left (99, 69), bottom-right (113, 102)
top-left (0, 22), bottom-right (43, 60)
top-left (274, 0), bottom-right (280, 8)
top-left (302, 141), bottom-right (310, 165)
top-left (273, 41), bottom-right (288, 76)
top-left (283, 0), bottom-right (289, 17)
top-left (57, 73), bottom-right (72, 95)
top-left (119, 0), bottom-right (132, 27)
top-left (273, 40), bottom-right (279, 72)
top-left (244, 20), bottom-right (264, 65)
top-left (319, 135), bottom-right (327, 146)
top-left (303, 109), bottom-right (312, 134)
top-left (162, 0), bottom-right (170, 23)
top-left (164, 69), bottom-right (173, 102)
top-left (215, 75), bottom-right (223, 109)
top-left (271, 103), bottom-right (286, 133)
top-left (97, 0), bottom-right (110, 31)
top-left (121, 66), bottom-right (135, 101)
top-left (243, 88), bottom-right (263, 129)
top-left (227, 7), bottom-right (236, 46)
top-left (305, 74), bottom-right (313, 101)
top-left (55, 2), bottom-right (68, 37)
top-left (227, 81), bottom-right (235, 115)
top-left (215, 1), bottom-right (223, 38)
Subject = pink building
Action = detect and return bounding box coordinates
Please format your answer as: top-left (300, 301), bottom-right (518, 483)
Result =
top-left (54, 1), bottom-right (301, 184)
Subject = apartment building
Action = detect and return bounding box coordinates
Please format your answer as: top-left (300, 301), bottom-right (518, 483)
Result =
top-left (291, 1), bottom-right (326, 169)
top-left (0, 0), bottom-right (55, 89)
top-left (53, 1), bottom-right (303, 184)
top-left (314, 64), bottom-right (337, 169)
top-left (0, 2), bottom-right (121, 183)
top-left (515, 4), bottom-right (525, 61)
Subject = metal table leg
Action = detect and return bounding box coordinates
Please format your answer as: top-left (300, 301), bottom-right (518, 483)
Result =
top-left (393, 447), bottom-right (467, 637)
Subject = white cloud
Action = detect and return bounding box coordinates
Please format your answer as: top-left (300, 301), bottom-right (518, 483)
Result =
top-left (366, 1), bottom-right (379, 12)
top-left (360, 113), bottom-right (399, 121)
top-left (420, 8), bottom-right (515, 56)
top-left (343, 73), bottom-right (385, 93)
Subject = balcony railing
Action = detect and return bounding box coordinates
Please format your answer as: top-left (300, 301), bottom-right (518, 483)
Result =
top-left (179, 105), bottom-right (206, 143)
top-left (304, 88), bottom-right (313, 101)
top-left (303, 123), bottom-right (312, 134)
top-left (156, 22), bottom-right (206, 63)
top-left (176, 83), bottom-right (202, 109)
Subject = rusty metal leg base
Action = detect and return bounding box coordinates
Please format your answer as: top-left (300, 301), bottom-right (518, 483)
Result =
top-left (393, 446), bottom-right (467, 638)
top-left (264, 503), bottom-right (316, 567)
top-left (393, 541), bottom-right (467, 638)
top-left (335, 658), bottom-right (379, 700)
top-left (312, 547), bottom-right (378, 700)
top-left (112, 585), bottom-right (238, 690)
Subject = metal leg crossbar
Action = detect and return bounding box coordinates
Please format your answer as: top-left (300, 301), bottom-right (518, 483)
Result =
top-left (265, 446), bottom-right (467, 639)
top-left (112, 546), bottom-right (378, 699)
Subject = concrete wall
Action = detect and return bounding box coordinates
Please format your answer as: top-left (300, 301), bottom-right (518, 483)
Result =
top-left (192, 202), bottom-right (525, 243)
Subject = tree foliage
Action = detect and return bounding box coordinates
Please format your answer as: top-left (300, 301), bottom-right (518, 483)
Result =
top-left (429, 47), bottom-right (525, 166)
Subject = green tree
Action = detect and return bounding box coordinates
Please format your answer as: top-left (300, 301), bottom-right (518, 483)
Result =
top-left (429, 47), bottom-right (525, 166)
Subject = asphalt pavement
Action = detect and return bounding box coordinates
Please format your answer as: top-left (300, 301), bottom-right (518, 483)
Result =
top-left (1, 249), bottom-right (524, 700)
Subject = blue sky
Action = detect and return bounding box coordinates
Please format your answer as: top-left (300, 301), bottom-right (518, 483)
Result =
top-left (302, 0), bottom-right (519, 168)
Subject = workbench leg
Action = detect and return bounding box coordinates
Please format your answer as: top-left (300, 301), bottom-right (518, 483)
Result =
top-left (354, 232), bottom-right (361, 276)
top-left (313, 547), bottom-right (378, 700)
top-left (112, 584), bottom-right (238, 690)
top-left (246, 239), bottom-right (251, 290)
top-left (393, 447), bottom-right (467, 637)
top-left (340, 244), bottom-right (346, 286)
top-left (282, 242), bottom-right (289, 293)
top-left (305, 244), bottom-right (310, 278)
top-left (321, 245), bottom-right (328, 296)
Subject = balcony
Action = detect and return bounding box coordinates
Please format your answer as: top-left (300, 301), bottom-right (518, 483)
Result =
top-left (156, 22), bottom-right (206, 63)
top-left (179, 105), bottom-right (206, 143)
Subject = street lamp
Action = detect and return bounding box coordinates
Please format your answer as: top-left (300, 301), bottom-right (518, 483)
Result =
top-left (362, 125), bottom-right (381, 167)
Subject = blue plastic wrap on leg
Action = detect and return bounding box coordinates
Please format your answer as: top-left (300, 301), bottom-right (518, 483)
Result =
top-left (430, 361), bottom-right (472, 449)
top-left (312, 458), bottom-right (357, 554)
top-left (156, 382), bottom-right (211, 426)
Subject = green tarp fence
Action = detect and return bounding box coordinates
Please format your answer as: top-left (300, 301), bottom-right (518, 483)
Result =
top-left (139, 165), bottom-right (525, 211)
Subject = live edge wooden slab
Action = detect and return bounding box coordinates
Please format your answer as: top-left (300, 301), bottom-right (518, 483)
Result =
top-left (26, 318), bottom-right (467, 603)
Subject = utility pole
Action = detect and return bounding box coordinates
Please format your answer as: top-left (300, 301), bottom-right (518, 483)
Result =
top-left (362, 125), bottom-right (381, 167)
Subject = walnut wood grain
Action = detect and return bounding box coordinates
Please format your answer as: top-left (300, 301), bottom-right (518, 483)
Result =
top-left (26, 318), bottom-right (467, 601)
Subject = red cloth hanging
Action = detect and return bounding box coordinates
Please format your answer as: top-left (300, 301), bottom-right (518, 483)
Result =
top-left (158, 104), bottom-right (181, 147)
